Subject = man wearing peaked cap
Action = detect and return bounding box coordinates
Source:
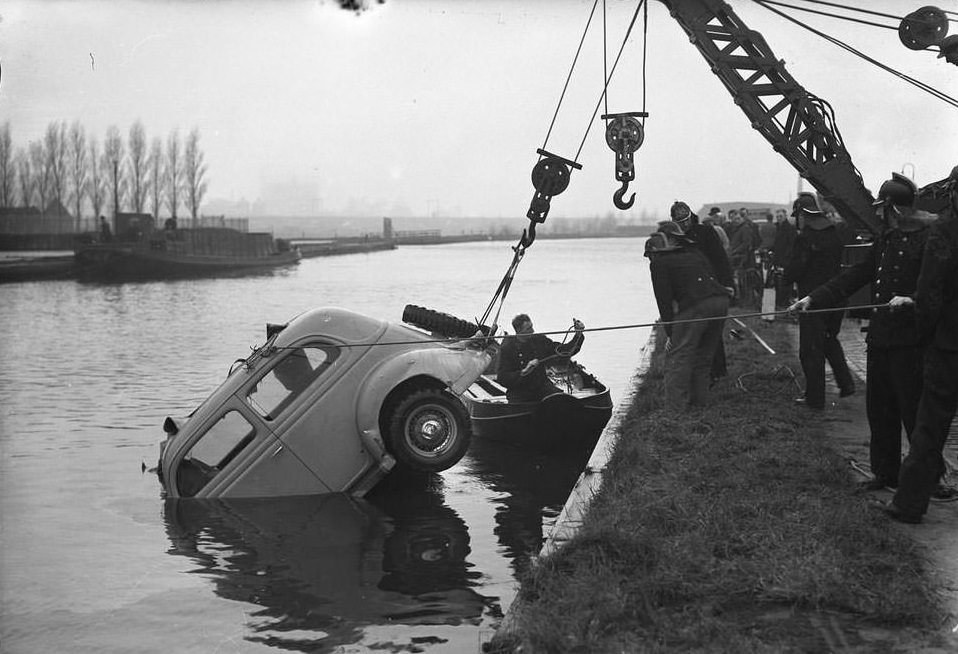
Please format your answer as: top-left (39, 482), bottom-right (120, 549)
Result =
top-left (789, 172), bottom-right (934, 494)
top-left (668, 201), bottom-right (735, 383)
top-left (885, 164), bottom-right (958, 522)
top-left (646, 216), bottom-right (731, 410)
top-left (783, 192), bottom-right (856, 411)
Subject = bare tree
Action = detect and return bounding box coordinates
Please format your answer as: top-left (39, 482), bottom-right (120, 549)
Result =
top-left (29, 141), bottom-right (50, 213)
top-left (103, 125), bottom-right (125, 217)
top-left (44, 121), bottom-right (68, 217)
top-left (147, 137), bottom-right (163, 220)
top-left (88, 137), bottom-right (106, 221)
top-left (68, 122), bottom-right (88, 231)
top-left (0, 122), bottom-right (13, 208)
top-left (15, 149), bottom-right (33, 208)
top-left (183, 128), bottom-right (208, 222)
top-left (127, 121), bottom-right (148, 213)
top-left (165, 129), bottom-right (182, 221)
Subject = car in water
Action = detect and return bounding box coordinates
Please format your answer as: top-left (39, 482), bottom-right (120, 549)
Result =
top-left (156, 306), bottom-right (494, 499)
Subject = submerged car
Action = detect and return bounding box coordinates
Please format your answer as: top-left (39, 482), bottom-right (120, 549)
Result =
top-left (157, 306), bottom-right (494, 499)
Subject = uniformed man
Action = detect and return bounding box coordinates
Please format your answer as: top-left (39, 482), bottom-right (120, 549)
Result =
top-left (882, 165), bottom-right (958, 523)
top-left (789, 173), bottom-right (936, 490)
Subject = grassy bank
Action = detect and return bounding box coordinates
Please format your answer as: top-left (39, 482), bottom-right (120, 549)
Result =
top-left (486, 315), bottom-right (949, 653)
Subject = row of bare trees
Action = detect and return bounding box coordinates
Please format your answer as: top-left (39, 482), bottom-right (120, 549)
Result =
top-left (0, 121), bottom-right (208, 230)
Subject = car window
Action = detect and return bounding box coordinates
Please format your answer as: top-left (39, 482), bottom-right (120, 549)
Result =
top-left (246, 345), bottom-right (339, 420)
top-left (177, 410), bottom-right (255, 497)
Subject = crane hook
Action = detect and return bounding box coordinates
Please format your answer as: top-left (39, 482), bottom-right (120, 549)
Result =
top-left (613, 180), bottom-right (635, 210)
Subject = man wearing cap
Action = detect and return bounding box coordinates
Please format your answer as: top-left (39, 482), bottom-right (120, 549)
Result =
top-left (789, 174), bottom-right (935, 491)
top-left (704, 206), bottom-right (730, 254)
top-left (783, 192), bottom-right (856, 410)
top-left (646, 221), bottom-right (730, 410)
top-left (669, 201), bottom-right (735, 382)
top-left (882, 165), bottom-right (958, 523)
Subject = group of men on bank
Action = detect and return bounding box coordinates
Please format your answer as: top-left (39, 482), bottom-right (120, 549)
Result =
top-left (640, 166), bottom-right (958, 525)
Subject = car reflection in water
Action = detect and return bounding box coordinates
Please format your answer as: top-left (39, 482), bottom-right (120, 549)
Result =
top-left (162, 472), bottom-right (496, 652)
top-left (463, 437), bottom-right (594, 577)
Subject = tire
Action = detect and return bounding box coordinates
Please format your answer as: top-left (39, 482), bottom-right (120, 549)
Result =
top-left (386, 388), bottom-right (472, 473)
top-left (402, 304), bottom-right (486, 339)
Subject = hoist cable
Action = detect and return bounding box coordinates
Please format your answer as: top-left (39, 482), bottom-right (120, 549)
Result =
top-left (540, 0), bottom-right (600, 155)
top-left (642, 0), bottom-right (649, 121)
top-left (602, 0), bottom-right (610, 120)
top-left (477, 243), bottom-right (526, 334)
top-left (753, 0), bottom-right (958, 109)
top-left (796, 0), bottom-right (958, 22)
top-left (757, 0), bottom-right (900, 31)
top-left (575, 0), bottom-right (647, 162)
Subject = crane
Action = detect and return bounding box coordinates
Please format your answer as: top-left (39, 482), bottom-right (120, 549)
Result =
top-left (657, 0), bottom-right (882, 234)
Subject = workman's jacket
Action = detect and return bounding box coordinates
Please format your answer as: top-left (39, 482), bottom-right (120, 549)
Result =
top-left (496, 330), bottom-right (584, 401)
top-left (688, 222), bottom-right (734, 288)
top-left (783, 219), bottom-right (845, 297)
top-left (915, 209), bottom-right (958, 351)
top-left (806, 213), bottom-right (935, 348)
top-left (771, 219), bottom-right (798, 268)
top-left (649, 247), bottom-right (730, 338)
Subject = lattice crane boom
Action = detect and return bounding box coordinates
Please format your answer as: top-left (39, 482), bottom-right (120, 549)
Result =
top-left (658, 0), bottom-right (881, 234)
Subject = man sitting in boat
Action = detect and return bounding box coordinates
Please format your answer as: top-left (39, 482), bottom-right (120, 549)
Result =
top-left (496, 313), bottom-right (586, 403)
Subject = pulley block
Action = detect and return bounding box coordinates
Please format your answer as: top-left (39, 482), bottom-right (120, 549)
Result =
top-left (525, 149), bottom-right (581, 224)
top-left (899, 6), bottom-right (948, 51)
top-left (602, 112), bottom-right (648, 210)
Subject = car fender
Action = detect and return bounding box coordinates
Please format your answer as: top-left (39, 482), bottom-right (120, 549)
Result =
top-left (353, 343), bottom-right (493, 441)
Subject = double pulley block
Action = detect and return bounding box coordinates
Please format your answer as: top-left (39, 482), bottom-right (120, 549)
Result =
top-left (603, 112), bottom-right (647, 210)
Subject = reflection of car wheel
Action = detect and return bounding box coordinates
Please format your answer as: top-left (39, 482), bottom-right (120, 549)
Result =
top-left (386, 388), bottom-right (471, 473)
top-left (402, 304), bottom-right (486, 339)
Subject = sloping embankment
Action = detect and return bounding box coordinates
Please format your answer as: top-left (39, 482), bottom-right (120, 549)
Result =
top-left (486, 312), bottom-right (957, 653)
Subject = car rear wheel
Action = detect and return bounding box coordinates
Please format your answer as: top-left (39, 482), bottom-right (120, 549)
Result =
top-left (386, 388), bottom-right (472, 473)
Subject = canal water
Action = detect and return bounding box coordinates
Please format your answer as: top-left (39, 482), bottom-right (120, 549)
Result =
top-left (0, 237), bottom-right (658, 654)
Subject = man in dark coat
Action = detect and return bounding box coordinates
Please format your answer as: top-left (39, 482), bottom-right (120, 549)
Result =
top-left (669, 201), bottom-right (734, 382)
top-left (883, 166), bottom-right (958, 523)
top-left (790, 175), bottom-right (934, 490)
top-left (496, 313), bottom-right (585, 402)
top-left (784, 193), bottom-right (856, 410)
top-left (771, 208), bottom-right (797, 309)
top-left (647, 221), bottom-right (730, 410)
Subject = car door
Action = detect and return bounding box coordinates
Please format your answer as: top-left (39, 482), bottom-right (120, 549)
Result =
top-left (240, 341), bottom-right (377, 493)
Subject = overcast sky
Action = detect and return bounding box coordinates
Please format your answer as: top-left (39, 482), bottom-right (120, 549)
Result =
top-left (2, 0), bottom-right (956, 221)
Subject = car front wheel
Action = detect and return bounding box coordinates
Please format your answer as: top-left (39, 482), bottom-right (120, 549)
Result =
top-left (386, 388), bottom-right (471, 473)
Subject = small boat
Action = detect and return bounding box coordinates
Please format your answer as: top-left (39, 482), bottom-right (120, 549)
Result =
top-left (75, 213), bottom-right (300, 280)
top-left (462, 361), bottom-right (613, 453)
top-left (399, 304), bottom-right (613, 453)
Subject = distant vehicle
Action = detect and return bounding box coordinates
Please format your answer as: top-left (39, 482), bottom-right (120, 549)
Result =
top-left (156, 306), bottom-right (494, 499)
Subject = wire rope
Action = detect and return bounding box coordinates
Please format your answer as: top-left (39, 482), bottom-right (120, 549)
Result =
top-left (264, 303), bottom-right (894, 351)
top-left (574, 0), bottom-right (646, 163)
top-left (753, 0), bottom-right (958, 109)
top-left (540, 0), bottom-right (600, 155)
top-left (797, 0), bottom-right (958, 22)
top-left (757, 0), bottom-right (900, 31)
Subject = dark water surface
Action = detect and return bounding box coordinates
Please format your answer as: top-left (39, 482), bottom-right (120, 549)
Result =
top-left (0, 238), bottom-right (656, 653)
